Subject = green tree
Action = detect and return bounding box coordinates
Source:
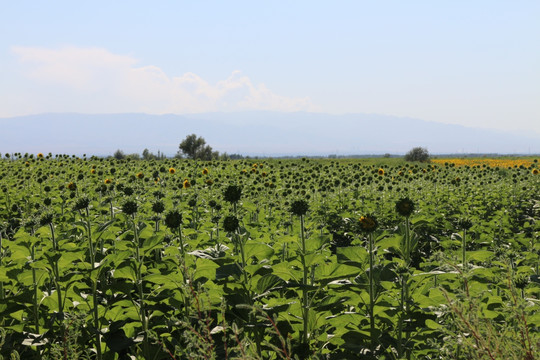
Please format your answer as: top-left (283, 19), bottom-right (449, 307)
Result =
top-left (404, 147), bottom-right (430, 162)
top-left (113, 149), bottom-right (125, 160)
top-left (178, 134), bottom-right (218, 160)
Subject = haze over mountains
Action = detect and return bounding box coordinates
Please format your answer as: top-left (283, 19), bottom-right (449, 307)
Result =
top-left (1, 112), bottom-right (538, 156)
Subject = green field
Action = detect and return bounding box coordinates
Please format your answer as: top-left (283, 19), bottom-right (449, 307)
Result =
top-left (0, 154), bottom-right (538, 359)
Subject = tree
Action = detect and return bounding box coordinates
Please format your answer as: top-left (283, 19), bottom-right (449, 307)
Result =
top-left (404, 147), bottom-right (430, 162)
top-left (178, 134), bottom-right (218, 160)
top-left (113, 149), bottom-right (125, 160)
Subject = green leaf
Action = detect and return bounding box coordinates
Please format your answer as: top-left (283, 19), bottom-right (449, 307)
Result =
top-left (425, 319), bottom-right (442, 329)
top-left (244, 242), bottom-right (274, 261)
top-left (256, 274), bottom-right (285, 294)
top-left (113, 265), bottom-right (137, 282)
top-left (194, 258), bottom-right (219, 280)
top-left (336, 246), bottom-right (368, 267)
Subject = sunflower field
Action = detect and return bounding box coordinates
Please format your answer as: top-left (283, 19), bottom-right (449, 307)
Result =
top-left (0, 153), bottom-right (539, 359)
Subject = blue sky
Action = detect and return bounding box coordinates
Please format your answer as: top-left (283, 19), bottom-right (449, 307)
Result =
top-left (1, 1), bottom-right (539, 134)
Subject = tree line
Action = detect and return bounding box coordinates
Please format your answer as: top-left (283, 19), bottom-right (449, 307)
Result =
top-left (112, 134), bottom-right (430, 162)
top-left (112, 134), bottom-right (243, 160)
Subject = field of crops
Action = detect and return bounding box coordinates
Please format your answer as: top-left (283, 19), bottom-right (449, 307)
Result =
top-left (0, 153), bottom-right (538, 359)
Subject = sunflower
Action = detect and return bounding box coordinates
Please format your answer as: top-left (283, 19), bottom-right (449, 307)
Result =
top-left (202, 168), bottom-right (209, 175)
top-left (378, 168), bottom-right (385, 176)
top-left (223, 215), bottom-right (239, 233)
top-left (164, 210), bottom-right (182, 229)
top-left (67, 182), bottom-right (77, 191)
top-left (533, 169), bottom-right (539, 175)
top-left (122, 200), bottom-right (138, 216)
top-left (91, 169), bottom-right (96, 174)
top-left (223, 184), bottom-right (242, 203)
top-left (37, 153), bottom-right (44, 158)
top-left (359, 215), bottom-right (378, 232)
top-left (395, 198), bottom-right (415, 217)
top-left (290, 200), bottom-right (309, 216)
top-left (183, 179), bottom-right (191, 189)
top-left (104, 178), bottom-right (112, 184)
top-left (136, 172), bottom-right (144, 179)
top-left (169, 168), bottom-right (176, 174)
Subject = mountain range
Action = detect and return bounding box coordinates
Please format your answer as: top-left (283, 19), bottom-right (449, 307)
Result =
top-left (1, 112), bottom-right (538, 156)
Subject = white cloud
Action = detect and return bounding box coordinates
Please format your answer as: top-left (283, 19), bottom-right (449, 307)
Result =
top-left (10, 46), bottom-right (316, 114)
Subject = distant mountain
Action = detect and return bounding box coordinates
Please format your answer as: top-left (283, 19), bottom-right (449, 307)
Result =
top-left (1, 112), bottom-right (539, 156)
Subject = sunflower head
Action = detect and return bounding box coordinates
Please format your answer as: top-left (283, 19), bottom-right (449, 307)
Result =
top-left (223, 215), bottom-right (239, 233)
top-left (122, 199), bottom-right (138, 216)
top-left (290, 200), bottom-right (309, 216)
top-left (73, 197), bottom-right (90, 211)
top-left (67, 182), bottom-right (77, 191)
top-left (164, 210), bottom-right (182, 229)
top-left (458, 218), bottom-right (473, 231)
top-left (169, 168), bottom-right (176, 174)
top-left (136, 172), bottom-right (144, 179)
top-left (39, 212), bottom-right (54, 226)
top-left (378, 168), bottom-right (385, 176)
top-left (104, 178), bottom-right (112, 184)
top-left (37, 153), bottom-right (44, 158)
top-left (533, 169), bottom-right (539, 175)
top-left (183, 179), bottom-right (191, 189)
top-left (395, 198), bottom-right (415, 217)
top-left (202, 168), bottom-right (209, 175)
top-left (359, 215), bottom-right (378, 233)
top-left (223, 184), bottom-right (242, 203)
top-left (152, 200), bottom-right (165, 214)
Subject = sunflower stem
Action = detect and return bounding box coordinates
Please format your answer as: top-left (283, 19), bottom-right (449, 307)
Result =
top-left (368, 232), bottom-right (375, 353)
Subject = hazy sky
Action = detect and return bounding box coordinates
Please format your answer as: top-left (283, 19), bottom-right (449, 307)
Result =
top-left (1, 1), bottom-right (539, 134)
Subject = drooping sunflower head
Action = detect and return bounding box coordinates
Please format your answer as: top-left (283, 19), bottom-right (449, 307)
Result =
top-left (290, 200), bottom-right (309, 216)
top-left (164, 210), bottom-right (182, 229)
top-left (359, 215), bottom-right (378, 233)
top-left (223, 184), bottom-right (242, 203)
top-left (67, 182), bottom-right (77, 191)
top-left (122, 199), bottom-right (138, 216)
top-left (223, 215), bottom-right (239, 233)
top-left (458, 218), bottom-right (473, 231)
top-left (39, 212), bottom-right (54, 227)
top-left (395, 197), bottom-right (415, 217)
top-left (183, 179), bottom-right (191, 189)
top-left (152, 200), bottom-right (165, 214)
top-left (73, 197), bottom-right (91, 211)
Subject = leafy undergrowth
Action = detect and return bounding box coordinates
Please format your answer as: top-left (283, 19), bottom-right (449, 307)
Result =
top-left (0, 155), bottom-right (538, 359)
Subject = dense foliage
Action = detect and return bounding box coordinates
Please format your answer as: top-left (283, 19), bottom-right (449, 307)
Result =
top-left (404, 147), bottom-right (430, 163)
top-left (0, 153), bottom-right (538, 359)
